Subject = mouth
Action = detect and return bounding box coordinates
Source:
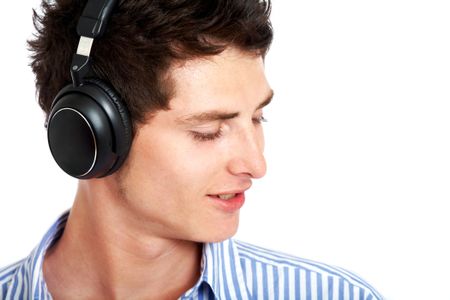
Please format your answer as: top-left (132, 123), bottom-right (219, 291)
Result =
top-left (207, 192), bottom-right (246, 212)
top-left (211, 193), bottom-right (238, 200)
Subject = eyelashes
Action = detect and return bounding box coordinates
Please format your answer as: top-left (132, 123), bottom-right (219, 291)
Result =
top-left (190, 128), bottom-right (225, 142)
top-left (255, 115), bottom-right (268, 124)
top-left (190, 115), bottom-right (268, 142)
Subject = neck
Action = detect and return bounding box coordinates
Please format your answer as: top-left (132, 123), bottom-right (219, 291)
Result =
top-left (43, 180), bottom-right (202, 300)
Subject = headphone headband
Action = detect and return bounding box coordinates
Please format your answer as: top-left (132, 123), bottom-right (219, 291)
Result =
top-left (71, 0), bottom-right (118, 87)
top-left (77, 0), bottom-right (118, 38)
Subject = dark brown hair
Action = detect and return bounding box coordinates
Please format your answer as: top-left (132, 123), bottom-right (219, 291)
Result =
top-left (29, 0), bottom-right (273, 127)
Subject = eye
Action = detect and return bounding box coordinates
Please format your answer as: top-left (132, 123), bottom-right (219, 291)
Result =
top-left (189, 128), bottom-right (224, 142)
top-left (253, 115), bottom-right (268, 124)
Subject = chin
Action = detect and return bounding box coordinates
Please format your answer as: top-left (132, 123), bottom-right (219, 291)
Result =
top-left (201, 217), bottom-right (240, 243)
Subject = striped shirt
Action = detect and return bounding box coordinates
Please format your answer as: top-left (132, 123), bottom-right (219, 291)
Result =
top-left (0, 211), bottom-right (383, 299)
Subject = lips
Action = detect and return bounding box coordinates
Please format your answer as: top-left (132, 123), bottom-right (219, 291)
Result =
top-left (207, 185), bottom-right (251, 198)
top-left (207, 192), bottom-right (246, 212)
top-left (207, 190), bottom-right (245, 201)
top-left (207, 184), bottom-right (251, 211)
top-left (211, 193), bottom-right (237, 200)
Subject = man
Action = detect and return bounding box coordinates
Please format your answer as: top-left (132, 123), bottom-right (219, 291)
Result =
top-left (0, 0), bottom-right (383, 299)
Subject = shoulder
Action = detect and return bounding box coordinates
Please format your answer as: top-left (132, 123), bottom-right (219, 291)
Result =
top-left (0, 259), bottom-right (26, 298)
top-left (233, 240), bottom-right (383, 300)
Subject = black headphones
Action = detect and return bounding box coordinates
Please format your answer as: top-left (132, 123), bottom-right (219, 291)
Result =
top-left (46, 0), bottom-right (132, 179)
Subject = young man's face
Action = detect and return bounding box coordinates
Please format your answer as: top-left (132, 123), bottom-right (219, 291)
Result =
top-left (114, 47), bottom-right (272, 242)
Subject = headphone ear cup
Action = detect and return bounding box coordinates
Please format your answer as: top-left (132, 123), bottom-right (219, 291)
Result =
top-left (47, 80), bottom-right (132, 179)
top-left (84, 78), bottom-right (133, 175)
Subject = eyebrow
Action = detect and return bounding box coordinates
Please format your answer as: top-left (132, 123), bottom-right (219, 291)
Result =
top-left (176, 90), bottom-right (274, 126)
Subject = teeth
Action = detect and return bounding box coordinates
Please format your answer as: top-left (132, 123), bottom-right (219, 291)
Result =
top-left (217, 194), bottom-right (236, 200)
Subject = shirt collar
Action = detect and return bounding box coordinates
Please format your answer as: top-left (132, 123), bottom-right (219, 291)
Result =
top-left (183, 239), bottom-right (251, 299)
top-left (16, 211), bottom-right (251, 300)
top-left (17, 210), bottom-right (69, 299)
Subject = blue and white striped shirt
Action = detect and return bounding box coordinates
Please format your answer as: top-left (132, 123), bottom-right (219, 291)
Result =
top-left (0, 211), bottom-right (383, 299)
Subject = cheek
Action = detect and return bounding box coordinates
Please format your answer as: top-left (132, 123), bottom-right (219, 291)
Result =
top-left (180, 143), bottom-right (224, 183)
top-left (131, 132), bottom-right (223, 194)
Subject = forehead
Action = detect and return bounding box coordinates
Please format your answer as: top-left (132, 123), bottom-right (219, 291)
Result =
top-left (167, 48), bottom-right (270, 113)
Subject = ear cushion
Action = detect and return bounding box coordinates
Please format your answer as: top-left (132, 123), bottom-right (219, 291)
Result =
top-left (83, 78), bottom-right (133, 175)
top-left (84, 78), bottom-right (133, 155)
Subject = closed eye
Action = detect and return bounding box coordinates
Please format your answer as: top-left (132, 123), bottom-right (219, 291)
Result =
top-left (189, 128), bottom-right (224, 142)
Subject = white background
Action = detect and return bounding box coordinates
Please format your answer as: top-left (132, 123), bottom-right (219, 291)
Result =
top-left (1, 1), bottom-right (449, 300)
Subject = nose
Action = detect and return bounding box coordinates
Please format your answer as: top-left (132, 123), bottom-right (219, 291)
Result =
top-left (227, 126), bottom-right (267, 179)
